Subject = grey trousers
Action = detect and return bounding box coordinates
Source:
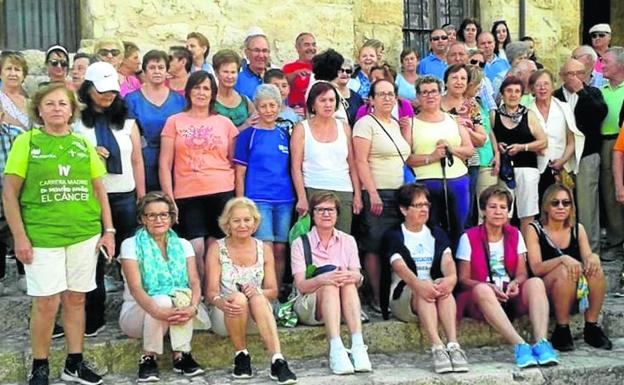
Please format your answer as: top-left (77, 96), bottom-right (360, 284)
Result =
top-left (577, 153), bottom-right (601, 253)
top-left (600, 139), bottom-right (624, 248)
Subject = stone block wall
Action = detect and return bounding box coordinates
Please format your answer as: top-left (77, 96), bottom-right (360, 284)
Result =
top-left (479, 0), bottom-right (581, 75)
top-left (80, 0), bottom-right (403, 68)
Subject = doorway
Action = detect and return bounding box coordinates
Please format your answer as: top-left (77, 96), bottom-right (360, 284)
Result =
top-left (582, 0), bottom-right (610, 45)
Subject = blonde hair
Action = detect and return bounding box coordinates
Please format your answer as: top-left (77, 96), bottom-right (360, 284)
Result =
top-left (94, 37), bottom-right (124, 54)
top-left (540, 183), bottom-right (576, 227)
top-left (218, 197), bottom-right (261, 236)
top-left (29, 83), bottom-right (80, 126)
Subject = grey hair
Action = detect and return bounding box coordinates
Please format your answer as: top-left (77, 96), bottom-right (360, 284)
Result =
top-left (606, 46), bottom-right (624, 66)
top-left (574, 45), bottom-right (598, 61)
top-left (254, 84), bottom-right (282, 106)
top-left (414, 75), bottom-right (443, 94)
top-left (245, 34), bottom-right (268, 50)
top-left (505, 41), bottom-right (530, 64)
top-left (342, 58), bottom-right (354, 69)
top-left (508, 59), bottom-right (537, 76)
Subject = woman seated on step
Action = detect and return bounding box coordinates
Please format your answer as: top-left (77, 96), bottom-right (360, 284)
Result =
top-left (290, 191), bottom-right (372, 375)
top-left (380, 183), bottom-right (468, 374)
top-left (119, 192), bottom-right (204, 382)
top-left (456, 186), bottom-right (559, 369)
top-left (205, 197), bottom-right (297, 384)
top-left (525, 183), bottom-right (612, 351)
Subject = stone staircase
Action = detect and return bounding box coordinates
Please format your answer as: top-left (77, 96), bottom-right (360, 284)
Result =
top-left (0, 259), bottom-right (623, 384)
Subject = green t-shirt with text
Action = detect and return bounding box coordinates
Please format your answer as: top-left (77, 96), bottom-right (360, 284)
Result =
top-left (4, 129), bottom-right (106, 247)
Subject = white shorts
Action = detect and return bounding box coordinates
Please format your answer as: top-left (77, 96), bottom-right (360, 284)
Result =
top-left (24, 234), bottom-right (100, 296)
top-left (500, 167), bottom-right (540, 219)
top-left (389, 286), bottom-right (418, 323)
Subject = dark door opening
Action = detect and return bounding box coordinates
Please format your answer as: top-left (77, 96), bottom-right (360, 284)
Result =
top-left (582, 0), bottom-right (610, 45)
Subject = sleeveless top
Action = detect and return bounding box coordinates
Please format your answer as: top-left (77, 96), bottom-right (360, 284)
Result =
top-left (492, 111), bottom-right (537, 168)
top-left (530, 221), bottom-right (581, 262)
top-left (218, 238), bottom-right (265, 296)
top-left (0, 90), bottom-right (29, 128)
top-left (302, 119), bottom-right (352, 192)
top-left (214, 95), bottom-right (250, 127)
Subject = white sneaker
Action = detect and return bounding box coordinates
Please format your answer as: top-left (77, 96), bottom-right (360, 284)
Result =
top-left (329, 348), bottom-right (354, 375)
top-left (17, 275), bottom-right (27, 293)
top-left (350, 345), bottom-right (372, 372)
top-left (0, 279), bottom-right (5, 296)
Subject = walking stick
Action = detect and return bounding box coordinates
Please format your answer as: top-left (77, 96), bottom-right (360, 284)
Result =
top-left (440, 147), bottom-right (453, 234)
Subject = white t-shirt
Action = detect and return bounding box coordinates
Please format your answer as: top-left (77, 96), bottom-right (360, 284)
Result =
top-left (119, 235), bottom-right (195, 301)
top-left (456, 231), bottom-right (527, 289)
top-left (390, 224), bottom-right (451, 281)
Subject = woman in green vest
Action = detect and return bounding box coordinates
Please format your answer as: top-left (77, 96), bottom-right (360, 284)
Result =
top-left (3, 83), bottom-right (115, 385)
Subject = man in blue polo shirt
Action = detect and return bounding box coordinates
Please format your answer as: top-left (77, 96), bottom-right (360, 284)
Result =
top-left (478, 32), bottom-right (510, 89)
top-left (417, 29), bottom-right (449, 80)
top-left (235, 33), bottom-right (270, 100)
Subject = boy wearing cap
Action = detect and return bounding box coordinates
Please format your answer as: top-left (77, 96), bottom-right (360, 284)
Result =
top-left (589, 24), bottom-right (611, 74)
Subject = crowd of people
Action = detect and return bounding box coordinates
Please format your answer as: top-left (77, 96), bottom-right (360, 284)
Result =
top-left (0, 19), bottom-right (621, 385)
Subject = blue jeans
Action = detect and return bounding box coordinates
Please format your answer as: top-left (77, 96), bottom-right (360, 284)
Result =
top-left (254, 202), bottom-right (294, 243)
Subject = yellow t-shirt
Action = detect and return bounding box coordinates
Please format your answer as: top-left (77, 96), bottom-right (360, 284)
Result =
top-left (353, 114), bottom-right (410, 190)
top-left (411, 114), bottom-right (468, 179)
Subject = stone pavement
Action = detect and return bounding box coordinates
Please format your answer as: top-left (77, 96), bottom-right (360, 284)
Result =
top-left (3, 338), bottom-right (623, 385)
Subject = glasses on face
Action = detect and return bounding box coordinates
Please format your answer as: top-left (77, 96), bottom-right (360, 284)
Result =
top-left (313, 207), bottom-right (337, 215)
top-left (143, 212), bottom-right (173, 221)
top-left (591, 33), bottom-right (608, 39)
top-left (249, 48), bottom-right (270, 55)
top-left (97, 49), bottom-right (121, 57)
top-left (374, 91), bottom-right (396, 99)
top-left (549, 199), bottom-right (572, 208)
top-left (563, 70), bottom-right (585, 77)
top-left (419, 89), bottom-right (440, 97)
top-left (48, 60), bottom-right (68, 68)
top-left (469, 59), bottom-right (485, 68)
top-left (410, 202), bottom-right (431, 209)
top-left (431, 35), bottom-right (449, 41)
top-left (339, 68), bottom-right (353, 75)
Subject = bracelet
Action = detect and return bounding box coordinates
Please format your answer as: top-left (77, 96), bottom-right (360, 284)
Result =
top-left (192, 304), bottom-right (199, 314)
top-left (104, 228), bottom-right (116, 234)
top-left (524, 144), bottom-right (528, 152)
top-left (425, 155), bottom-right (430, 165)
top-left (211, 295), bottom-right (222, 304)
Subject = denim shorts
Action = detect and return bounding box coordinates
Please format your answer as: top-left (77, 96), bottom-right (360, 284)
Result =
top-left (254, 201), bottom-right (294, 243)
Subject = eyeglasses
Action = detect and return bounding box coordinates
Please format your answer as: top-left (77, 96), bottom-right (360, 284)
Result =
top-left (410, 202), bottom-right (431, 209)
top-left (591, 33), bottom-right (608, 39)
top-left (563, 70), bottom-right (585, 77)
top-left (549, 199), bottom-right (572, 208)
top-left (143, 212), bottom-right (173, 221)
top-left (469, 59), bottom-right (486, 68)
top-left (339, 68), bottom-right (353, 75)
top-left (419, 89), bottom-right (440, 97)
top-left (313, 207), bottom-right (337, 215)
top-left (431, 35), bottom-right (449, 41)
top-left (374, 91), bottom-right (396, 99)
top-left (48, 60), bottom-right (68, 68)
top-left (249, 48), bottom-right (270, 55)
top-left (97, 49), bottom-right (121, 57)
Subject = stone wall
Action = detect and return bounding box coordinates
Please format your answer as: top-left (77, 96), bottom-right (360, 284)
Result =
top-left (80, 0), bottom-right (403, 67)
top-left (612, 1), bottom-right (624, 46)
top-left (479, 0), bottom-right (581, 74)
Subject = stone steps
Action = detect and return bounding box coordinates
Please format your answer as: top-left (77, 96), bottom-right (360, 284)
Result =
top-left (3, 340), bottom-right (624, 385)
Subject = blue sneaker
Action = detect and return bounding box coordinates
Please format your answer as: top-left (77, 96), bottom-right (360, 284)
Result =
top-left (532, 339), bottom-right (559, 366)
top-left (515, 343), bottom-right (538, 368)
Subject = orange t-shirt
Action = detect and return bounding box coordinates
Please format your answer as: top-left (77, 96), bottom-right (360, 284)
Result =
top-left (161, 112), bottom-right (239, 199)
top-left (614, 128), bottom-right (624, 152)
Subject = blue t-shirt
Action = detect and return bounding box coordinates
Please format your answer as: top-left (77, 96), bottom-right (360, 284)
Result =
top-left (417, 53), bottom-right (448, 80)
top-left (235, 66), bottom-right (263, 101)
top-left (484, 55), bottom-right (510, 89)
top-left (234, 126), bottom-right (294, 203)
top-left (125, 89), bottom-right (186, 190)
top-left (396, 73), bottom-right (416, 101)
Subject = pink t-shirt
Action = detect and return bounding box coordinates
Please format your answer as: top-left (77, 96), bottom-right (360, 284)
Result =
top-left (120, 75), bottom-right (142, 98)
top-left (161, 113), bottom-right (239, 199)
top-left (290, 226), bottom-right (360, 276)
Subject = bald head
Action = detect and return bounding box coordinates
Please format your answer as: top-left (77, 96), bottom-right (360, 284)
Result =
top-left (447, 42), bottom-right (468, 65)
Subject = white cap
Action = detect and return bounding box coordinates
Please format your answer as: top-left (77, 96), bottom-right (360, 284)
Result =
top-left (589, 24), bottom-right (611, 34)
top-left (85, 62), bottom-right (120, 93)
top-left (246, 26), bottom-right (266, 39)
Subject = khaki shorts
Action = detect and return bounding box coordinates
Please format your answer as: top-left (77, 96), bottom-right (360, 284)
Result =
top-left (293, 292), bottom-right (323, 326)
top-left (390, 286), bottom-right (418, 323)
top-left (24, 234), bottom-right (100, 297)
top-left (208, 299), bottom-right (274, 337)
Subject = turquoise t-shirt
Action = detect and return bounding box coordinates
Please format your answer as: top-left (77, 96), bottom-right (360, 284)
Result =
top-left (4, 129), bottom-right (106, 247)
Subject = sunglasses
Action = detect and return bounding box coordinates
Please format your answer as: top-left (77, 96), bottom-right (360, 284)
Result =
top-left (469, 59), bottom-right (485, 68)
top-left (591, 33), bottom-right (608, 39)
top-left (431, 35), bottom-right (449, 41)
top-left (48, 60), bottom-right (68, 68)
top-left (97, 49), bottom-right (121, 57)
top-left (549, 199), bottom-right (572, 208)
top-left (339, 68), bottom-right (353, 75)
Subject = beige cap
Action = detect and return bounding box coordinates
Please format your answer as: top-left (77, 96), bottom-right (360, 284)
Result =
top-left (589, 23), bottom-right (611, 34)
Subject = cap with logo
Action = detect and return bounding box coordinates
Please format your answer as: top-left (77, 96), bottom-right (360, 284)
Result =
top-left (85, 62), bottom-right (120, 93)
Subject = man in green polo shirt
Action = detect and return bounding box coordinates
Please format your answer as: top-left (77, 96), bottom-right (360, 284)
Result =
top-left (600, 46), bottom-right (624, 261)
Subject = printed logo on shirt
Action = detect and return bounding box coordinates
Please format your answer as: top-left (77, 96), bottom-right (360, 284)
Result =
top-left (278, 144), bottom-right (289, 154)
top-left (30, 147), bottom-right (56, 159)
